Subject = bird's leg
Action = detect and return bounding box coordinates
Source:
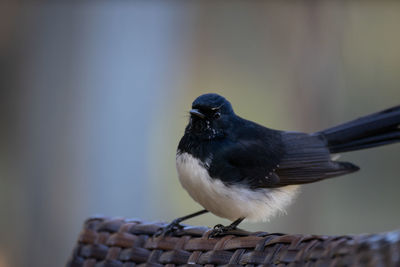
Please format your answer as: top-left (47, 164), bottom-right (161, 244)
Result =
top-left (155, 209), bottom-right (208, 237)
top-left (210, 217), bottom-right (245, 238)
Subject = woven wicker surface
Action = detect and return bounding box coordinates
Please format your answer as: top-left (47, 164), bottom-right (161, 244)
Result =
top-left (67, 217), bottom-right (400, 267)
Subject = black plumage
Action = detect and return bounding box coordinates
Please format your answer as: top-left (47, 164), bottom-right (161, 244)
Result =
top-left (178, 94), bottom-right (398, 189)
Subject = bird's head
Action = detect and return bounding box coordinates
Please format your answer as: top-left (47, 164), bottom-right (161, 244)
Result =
top-left (186, 93), bottom-right (235, 140)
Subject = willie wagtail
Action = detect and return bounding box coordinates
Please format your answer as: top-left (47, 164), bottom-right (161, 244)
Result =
top-left (158, 93), bottom-right (400, 237)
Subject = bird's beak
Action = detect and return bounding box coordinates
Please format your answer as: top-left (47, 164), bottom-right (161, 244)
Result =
top-left (190, 109), bottom-right (206, 119)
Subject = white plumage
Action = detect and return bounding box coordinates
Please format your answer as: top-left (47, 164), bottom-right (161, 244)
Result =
top-left (176, 152), bottom-right (300, 222)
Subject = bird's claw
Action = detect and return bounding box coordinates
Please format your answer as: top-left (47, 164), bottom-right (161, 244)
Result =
top-left (209, 224), bottom-right (235, 238)
top-left (155, 219), bottom-right (184, 237)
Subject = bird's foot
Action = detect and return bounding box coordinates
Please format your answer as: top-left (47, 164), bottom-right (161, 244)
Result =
top-left (155, 219), bottom-right (184, 237)
top-left (209, 223), bottom-right (237, 238)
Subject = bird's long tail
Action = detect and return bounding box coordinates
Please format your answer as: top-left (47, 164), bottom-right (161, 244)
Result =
top-left (316, 105), bottom-right (400, 153)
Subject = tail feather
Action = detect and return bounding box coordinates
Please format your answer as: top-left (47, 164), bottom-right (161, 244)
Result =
top-left (316, 105), bottom-right (400, 153)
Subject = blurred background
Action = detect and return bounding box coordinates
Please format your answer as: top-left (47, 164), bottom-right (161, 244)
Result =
top-left (1, 1), bottom-right (400, 266)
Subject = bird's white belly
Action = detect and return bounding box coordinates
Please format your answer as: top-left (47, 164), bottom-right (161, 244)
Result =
top-left (176, 152), bottom-right (299, 222)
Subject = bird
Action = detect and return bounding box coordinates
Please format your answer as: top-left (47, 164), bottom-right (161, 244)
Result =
top-left (158, 93), bottom-right (400, 237)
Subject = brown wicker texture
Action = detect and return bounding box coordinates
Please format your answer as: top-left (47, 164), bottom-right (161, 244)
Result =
top-left (67, 217), bottom-right (400, 267)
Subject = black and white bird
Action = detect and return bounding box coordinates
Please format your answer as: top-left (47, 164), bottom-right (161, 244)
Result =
top-left (160, 93), bottom-right (400, 237)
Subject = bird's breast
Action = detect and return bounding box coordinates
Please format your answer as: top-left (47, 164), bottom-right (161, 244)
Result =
top-left (176, 151), bottom-right (300, 222)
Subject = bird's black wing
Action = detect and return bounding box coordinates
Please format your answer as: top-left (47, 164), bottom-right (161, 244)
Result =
top-left (271, 132), bottom-right (359, 187)
top-left (210, 131), bottom-right (359, 188)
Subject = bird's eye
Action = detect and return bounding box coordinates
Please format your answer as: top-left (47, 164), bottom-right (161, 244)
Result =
top-left (214, 112), bottom-right (221, 119)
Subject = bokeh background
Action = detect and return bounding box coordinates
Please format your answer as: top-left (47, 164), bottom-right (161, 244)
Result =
top-left (1, 1), bottom-right (400, 266)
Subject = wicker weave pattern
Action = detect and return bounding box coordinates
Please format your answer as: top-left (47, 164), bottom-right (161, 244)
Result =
top-left (67, 217), bottom-right (400, 266)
